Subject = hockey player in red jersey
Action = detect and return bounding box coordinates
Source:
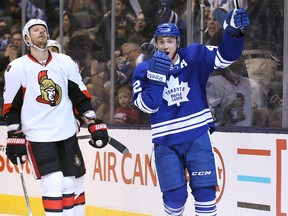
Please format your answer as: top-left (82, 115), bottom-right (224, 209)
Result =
top-left (2, 19), bottom-right (109, 215)
top-left (132, 8), bottom-right (250, 216)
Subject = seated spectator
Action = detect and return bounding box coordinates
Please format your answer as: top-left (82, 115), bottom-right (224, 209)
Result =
top-left (203, 7), bottom-right (226, 45)
top-left (127, 12), bottom-right (151, 46)
top-left (0, 30), bottom-right (22, 65)
top-left (182, 0), bottom-right (211, 43)
top-left (96, 81), bottom-right (111, 123)
top-left (95, 0), bottom-right (135, 61)
top-left (0, 20), bottom-right (11, 51)
top-left (10, 23), bottom-right (21, 35)
top-left (269, 107), bottom-right (282, 128)
top-left (0, 31), bottom-right (11, 52)
top-left (115, 42), bottom-right (143, 90)
top-left (71, 0), bottom-right (106, 30)
top-left (252, 107), bottom-right (270, 127)
top-left (88, 60), bottom-right (110, 113)
top-left (8, 0), bottom-right (22, 25)
top-left (245, 56), bottom-right (278, 109)
top-left (51, 11), bottom-right (82, 53)
top-left (155, 1), bottom-right (187, 47)
top-left (114, 86), bottom-right (139, 124)
top-left (207, 58), bottom-right (254, 126)
top-left (66, 29), bottom-right (92, 81)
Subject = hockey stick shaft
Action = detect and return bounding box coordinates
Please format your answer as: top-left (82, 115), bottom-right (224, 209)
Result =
top-left (234, 0), bottom-right (239, 9)
top-left (109, 136), bottom-right (129, 155)
top-left (17, 158), bottom-right (33, 216)
top-left (77, 135), bottom-right (129, 155)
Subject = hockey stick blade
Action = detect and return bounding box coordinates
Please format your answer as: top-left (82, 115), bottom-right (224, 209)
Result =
top-left (17, 158), bottom-right (33, 216)
top-left (77, 135), bottom-right (129, 155)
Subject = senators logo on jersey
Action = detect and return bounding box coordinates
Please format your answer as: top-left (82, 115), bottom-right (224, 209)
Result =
top-left (36, 70), bottom-right (62, 106)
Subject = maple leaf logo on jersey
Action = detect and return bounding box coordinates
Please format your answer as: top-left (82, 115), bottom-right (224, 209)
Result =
top-left (163, 76), bottom-right (190, 106)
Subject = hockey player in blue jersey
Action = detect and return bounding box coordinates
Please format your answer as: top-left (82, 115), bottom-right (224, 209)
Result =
top-left (132, 8), bottom-right (249, 216)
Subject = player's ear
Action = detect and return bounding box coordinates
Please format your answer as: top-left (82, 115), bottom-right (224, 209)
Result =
top-left (25, 36), bottom-right (31, 46)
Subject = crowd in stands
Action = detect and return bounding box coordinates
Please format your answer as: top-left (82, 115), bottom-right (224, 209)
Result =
top-left (0, 0), bottom-right (285, 129)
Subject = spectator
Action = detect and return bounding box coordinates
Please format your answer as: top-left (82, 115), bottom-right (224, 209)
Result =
top-left (0, 30), bottom-right (22, 64)
top-left (155, 1), bottom-right (187, 47)
top-left (206, 58), bottom-right (254, 126)
top-left (245, 56), bottom-right (278, 110)
top-left (51, 11), bottom-right (82, 53)
top-left (114, 86), bottom-right (140, 124)
top-left (0, 27), bottom-right (12, 52)
top-left (8, 0), bottom-right (21, 25)
top-left (269, 106), bottom-right (282, 128)
top-left (122, 42), bottom-right (143, 67)
top-left (96, 80), bottom-right (111, 123)
top-left (87, 60), bottom-right (110, 113)
top-left (127, 12), bottom-right (151, 46)
top-left (203, 7), bottom-right (226, 45)
top-left (182, 0), bottom-right (211, 43)
top-left (10, 23), bottom-right (21, 35)
top-left (242, 0), bottom-right (283, 127)
top-left (96, 0), bottom-right (135, 61)
top-left (66, 29), bottom-right (92, 81)
top-left (115, 42), bottom-right (142, 90)
top-left (252, 107), bottom-right (270, 127)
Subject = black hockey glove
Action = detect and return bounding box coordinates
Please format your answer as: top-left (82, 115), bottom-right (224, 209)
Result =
top-left (6, 130), bottom-right (27, 165)
top-left (147, 50), bottom-right (171, 86)
top-left (223, 8), bottom-right (250, 37)
top-left (88, 119), bottom-right (109, 148)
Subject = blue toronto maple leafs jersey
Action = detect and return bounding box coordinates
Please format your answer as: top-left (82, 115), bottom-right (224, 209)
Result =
top-left (132, 33), bottom-right (244, 145)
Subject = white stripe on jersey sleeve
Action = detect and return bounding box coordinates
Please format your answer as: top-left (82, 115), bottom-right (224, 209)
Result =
top-left (214, 50), bottom-right (235, 69)
top-left (134, 92), bottom-right (159, 114)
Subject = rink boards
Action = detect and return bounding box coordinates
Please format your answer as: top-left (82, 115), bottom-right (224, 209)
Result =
top-left (0, 126), bottom-right (288, 216)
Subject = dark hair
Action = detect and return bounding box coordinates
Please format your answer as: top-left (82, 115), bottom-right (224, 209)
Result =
top-left (63, 11), bottom-right (82, 36)
top-left (51, 11), bottom-right (82, 39)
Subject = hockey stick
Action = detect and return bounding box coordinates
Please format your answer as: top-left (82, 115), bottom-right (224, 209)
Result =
top-left (234, 0), bottom-right (239, 9)
top-left (77, 135), bottom-right (129, 155)
top-left (17, 157), bottom-right (33, 216)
